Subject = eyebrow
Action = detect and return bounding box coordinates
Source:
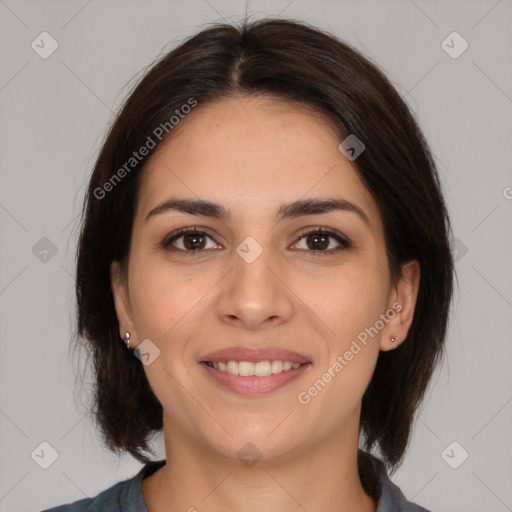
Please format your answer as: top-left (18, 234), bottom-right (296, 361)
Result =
top-left (145, 197), bottom-right (371, 229)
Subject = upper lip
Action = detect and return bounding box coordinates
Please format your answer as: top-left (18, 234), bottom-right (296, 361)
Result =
top-left (200, 346), bottom-right (311, 364)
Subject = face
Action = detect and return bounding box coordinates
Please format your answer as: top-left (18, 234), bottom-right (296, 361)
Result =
top-left (111, 95), bottom-right (419, 462)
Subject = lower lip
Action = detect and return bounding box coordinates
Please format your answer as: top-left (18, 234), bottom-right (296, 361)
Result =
top-left (200, 362), bottom-right (312, 395)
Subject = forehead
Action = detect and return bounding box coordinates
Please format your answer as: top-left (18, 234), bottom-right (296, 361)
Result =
top-left (136, 96), bottom-right (381, 229)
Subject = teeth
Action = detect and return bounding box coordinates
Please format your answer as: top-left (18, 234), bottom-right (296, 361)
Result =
top-left (271, 360), bottom-right (283, 373)
top-left (209, 360), bottom-right (302, 376)
top-left (254, 361), bottom-right (271, 376)
top-left (237, 361), bottom-right (253, 376)
top-left (227, 361), bottom-right (238, 375)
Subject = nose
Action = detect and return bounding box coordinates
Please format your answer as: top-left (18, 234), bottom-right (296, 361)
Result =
top-left (215, 240), bottom-right (294, 330)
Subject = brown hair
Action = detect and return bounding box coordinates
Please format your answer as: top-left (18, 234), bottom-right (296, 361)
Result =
top-left (74, 17), bottom-right (454, 473)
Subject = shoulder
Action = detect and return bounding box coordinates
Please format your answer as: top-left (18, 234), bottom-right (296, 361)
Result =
top-left (39, 460), bottom-right (166, 512)
top-left (358, 450), bottom-right (432, 512)
top-left (38, 478), bottom-right (129, 512)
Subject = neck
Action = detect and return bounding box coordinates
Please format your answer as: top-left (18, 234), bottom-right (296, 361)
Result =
top-left (142, 415), bottom-right (377, 512)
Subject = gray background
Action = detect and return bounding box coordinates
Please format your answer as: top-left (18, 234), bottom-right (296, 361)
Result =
top-left (1, 0), bottom-right (511, 511)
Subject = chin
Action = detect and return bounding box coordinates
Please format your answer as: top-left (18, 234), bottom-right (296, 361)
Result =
top-left (195, 415), bottom-right (309, 464)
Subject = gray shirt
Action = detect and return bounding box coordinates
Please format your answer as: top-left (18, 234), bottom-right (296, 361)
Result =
top-left (40, 451), bottom-right (431, 512)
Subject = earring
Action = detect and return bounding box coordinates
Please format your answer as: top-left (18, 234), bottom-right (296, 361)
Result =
top-left (123, 332), bottom-right (133, 351)
top-left (390, 336), bottom-right (398, 343)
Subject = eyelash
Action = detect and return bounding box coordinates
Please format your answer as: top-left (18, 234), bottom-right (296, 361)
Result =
top-left (159, 226), bottom-right (351, 256)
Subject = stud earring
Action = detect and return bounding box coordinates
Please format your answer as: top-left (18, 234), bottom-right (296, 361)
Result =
top-left (390, 336), bottom-right (398, 343)
top-left (123, 332), bottom-right (133, 351)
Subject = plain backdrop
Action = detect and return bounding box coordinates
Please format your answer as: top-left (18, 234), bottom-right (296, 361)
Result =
top-left (0, 1), bottom-right (511, 511)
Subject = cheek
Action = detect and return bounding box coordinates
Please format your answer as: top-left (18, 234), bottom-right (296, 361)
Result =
top-left (128, 257), bottom-right (198, 342)
top-left (297, 268), bottom-right (386, 422)
top-left (312, 261), bottom-right (389, 410)
top-left (302, 262), bottom-right (389, 345)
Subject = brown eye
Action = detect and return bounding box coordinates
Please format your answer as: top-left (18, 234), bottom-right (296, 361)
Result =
top-left (181, 233), bottom-right (207, 250)
top-left (304, 232), bottom-right (330, 250)
top-left (293, 228), bottom-right (350, 254)
top-left (161, 227), bottom-right (220, 252)
top-left (160, 226), bottom-right (350, 255)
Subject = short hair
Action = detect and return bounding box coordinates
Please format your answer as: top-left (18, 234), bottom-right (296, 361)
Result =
top-left (74, 17), bottom-right (454, 473)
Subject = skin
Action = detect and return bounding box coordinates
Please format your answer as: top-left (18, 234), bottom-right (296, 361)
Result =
top-left (111, 95), bottom-right (420, 512)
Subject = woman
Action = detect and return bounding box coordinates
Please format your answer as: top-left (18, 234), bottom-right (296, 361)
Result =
top-left (42, 17), bottom-right (454, 512)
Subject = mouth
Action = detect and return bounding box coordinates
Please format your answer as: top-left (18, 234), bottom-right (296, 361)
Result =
top-left (203, 359), bottom-right (304, 376)
top-left (199, 347), bottom-right (312, 395)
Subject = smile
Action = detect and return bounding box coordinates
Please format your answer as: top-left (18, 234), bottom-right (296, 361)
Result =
top-left (199, 346), bottom-right (312, 394)
top-left (204, 360), bottom-right (301, 376)
top-left (200, 360), bottom-right (312, 395)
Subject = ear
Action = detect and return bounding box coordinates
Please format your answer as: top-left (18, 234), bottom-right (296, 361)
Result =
top-left (380, 260), bottom-right (420, 351)
top-left (110, 260), bottom-right (138, 343)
